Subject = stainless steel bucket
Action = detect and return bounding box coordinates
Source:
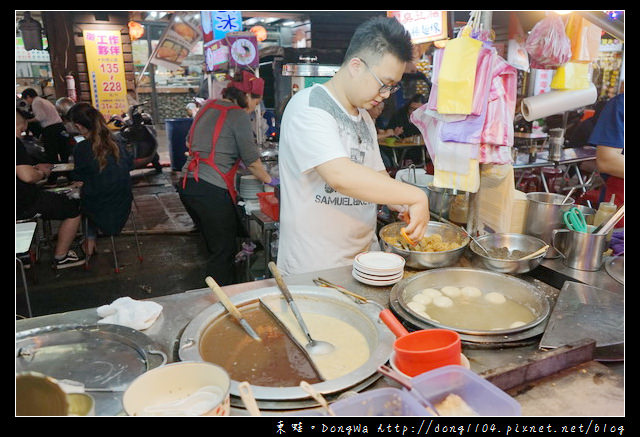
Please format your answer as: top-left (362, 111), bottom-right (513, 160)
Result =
top-left (525, 192), bottom-right (575, 258)
top-left (552, 227), bottom-right (607, 271)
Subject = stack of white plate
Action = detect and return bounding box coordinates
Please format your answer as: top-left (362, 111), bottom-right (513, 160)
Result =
top-left (352, 251), bottom-right (405, 286)
top-left (238, 175), bottom-right (264, 200)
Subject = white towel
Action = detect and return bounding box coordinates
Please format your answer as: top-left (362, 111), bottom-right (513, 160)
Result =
top-left (97, 297), bottom-right (163, 331)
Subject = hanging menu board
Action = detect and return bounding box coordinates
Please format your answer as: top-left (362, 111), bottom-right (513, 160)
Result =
top-left (150, 12), bottom-right (201, 70)
top-left (387, 11), bottom-right (448, 44)
top-left (82, 29), bottom-right (129, 120)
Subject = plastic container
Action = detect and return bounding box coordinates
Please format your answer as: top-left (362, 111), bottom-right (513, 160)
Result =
top-left (165, 118), bottom-right (193, 171)
top-left (257, 192), bottom-right (279, 221)
top-left (593, 194), bottom-right (617, 242)
top-left (330, 387), bottom-right (431, 416)
top-left (408, 365), bottom-right (521, 416)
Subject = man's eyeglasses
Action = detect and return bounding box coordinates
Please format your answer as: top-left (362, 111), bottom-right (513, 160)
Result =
top-left (358, 58), bottom-right (401, 95)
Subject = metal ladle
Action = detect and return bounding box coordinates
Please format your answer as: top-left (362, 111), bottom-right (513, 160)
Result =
top-left (430, 212), bottom-right (491, 256)
top-left (268, 262), bottom-right (335, 356)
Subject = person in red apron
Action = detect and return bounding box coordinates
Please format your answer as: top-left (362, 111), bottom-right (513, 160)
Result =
top-left (587, 90), bottom-right (624, 227)
top-left (177, 70), bottom-right (277, 285)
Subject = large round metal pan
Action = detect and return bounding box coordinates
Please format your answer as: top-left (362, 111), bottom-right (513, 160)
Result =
top-left (390, 268), bottom-right (551, 339)
top-left (178, 286), bottom-right (394, 406)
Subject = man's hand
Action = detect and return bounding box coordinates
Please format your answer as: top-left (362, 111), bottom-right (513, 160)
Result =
top-left (34, 163), bottom-right (53, 178)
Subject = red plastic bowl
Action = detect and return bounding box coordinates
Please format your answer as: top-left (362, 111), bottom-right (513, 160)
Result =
top-left (380, 309), bottom-right (461, 377)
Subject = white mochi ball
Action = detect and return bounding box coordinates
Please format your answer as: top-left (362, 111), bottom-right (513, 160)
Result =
top-left (441, 286), bottom-right (461, 298)
top-left (412, 294), bottom-right (432, 305)
top-left (461, 286), bottom-right (482, 298)
top-left (407, 301), bottom-right (427, 313)
top-left (484, 292), bottom-right (507, 304)
top-left (416, 310), bottom-right (431, 320)
top-left (433, 295), bottom-right (454, 308)
top-left (420, 288), bottom-right (442, 299)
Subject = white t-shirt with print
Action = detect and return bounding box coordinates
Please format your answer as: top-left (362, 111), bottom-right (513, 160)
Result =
top-left (277, 84), bottom-right (386, 276)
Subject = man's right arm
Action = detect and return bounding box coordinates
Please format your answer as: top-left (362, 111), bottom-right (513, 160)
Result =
top-left (316, 157), bottom-right (429, 242)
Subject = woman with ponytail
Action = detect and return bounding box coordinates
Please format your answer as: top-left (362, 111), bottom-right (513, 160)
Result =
top-left (178, 69), bottom-right (275, 285)
top-left (68, 103), bottom-right (134, 257)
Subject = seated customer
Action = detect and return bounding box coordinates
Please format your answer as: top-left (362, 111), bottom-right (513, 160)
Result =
top-left (386, 94), bottom-right (427, 138)
top-left (67, 103), bottom-right (134, 256)
top-left (367, 101), bottom-right (403, 169)
top-left (16, 109), bottom-right (84, 269)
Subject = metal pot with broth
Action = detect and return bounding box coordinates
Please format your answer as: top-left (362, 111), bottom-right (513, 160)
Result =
top-left (392, 268), bottom-right (550, 336)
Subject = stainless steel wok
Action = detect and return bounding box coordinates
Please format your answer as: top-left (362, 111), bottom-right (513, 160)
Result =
top-left (178, 285), bottom-right (394, 409)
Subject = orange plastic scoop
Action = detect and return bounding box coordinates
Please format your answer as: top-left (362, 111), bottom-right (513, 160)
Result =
top-left (400, 227), bottom-right (417, 246)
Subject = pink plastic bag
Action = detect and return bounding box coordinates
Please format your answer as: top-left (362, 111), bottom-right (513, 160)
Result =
top-left (525, 14), bottom-right (572, 69)
top-left (480, 56), bottom-right (518, 147)
top-left (479, 144), bottom-right (513, 165)
top-left (426, 48), bottom-right (443, 111)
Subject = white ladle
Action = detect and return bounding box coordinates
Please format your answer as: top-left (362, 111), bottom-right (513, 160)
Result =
top-left (141, 385), bottom-right (224, 416)
top-left (238, 381), bottom-right (261, 416)
top-left (300, 381), bottom-right (336, 416)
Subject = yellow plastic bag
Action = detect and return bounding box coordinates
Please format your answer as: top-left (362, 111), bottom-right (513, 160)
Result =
top-left (437, 31), bottom-right (483, 115)
top-left (565, 15), bottom-right (601, 63)
top-left (433, 158), bottom-right (480, 193)
top-left (550, 62), bottom-right (592, 90)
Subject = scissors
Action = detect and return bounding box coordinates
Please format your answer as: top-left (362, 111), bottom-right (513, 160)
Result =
top-left (563, 207), bottom-right (588, 233)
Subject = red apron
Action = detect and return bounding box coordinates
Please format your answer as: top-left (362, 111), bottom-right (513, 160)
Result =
top-left (601, 176), bottom-right (624, 228)
top-left (182, 100), bottom-right (242, 203)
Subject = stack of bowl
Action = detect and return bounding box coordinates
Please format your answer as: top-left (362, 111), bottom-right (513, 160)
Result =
top-left (352, 251), bottom-right (405, 286)
top-left (238, 175), bottom-right (264, 200)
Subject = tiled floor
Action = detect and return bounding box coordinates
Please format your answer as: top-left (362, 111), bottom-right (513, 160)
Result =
top-left (16, 127), bottom-right (264, 319)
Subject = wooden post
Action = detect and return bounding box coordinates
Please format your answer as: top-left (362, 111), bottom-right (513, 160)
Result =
top-left (41, 11), bottom-right (77, 100)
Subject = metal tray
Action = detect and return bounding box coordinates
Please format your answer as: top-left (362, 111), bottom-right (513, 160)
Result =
top-left (389, 268), bottom-right (551, 344)
top-left (16, 324), bottom-right (167, 415)
top-left (178, 285), bottom-right (394, 408)
top-left (605, 255), bottom-right (624, 285)
top-left (540, 281), bottom-right (624, 360)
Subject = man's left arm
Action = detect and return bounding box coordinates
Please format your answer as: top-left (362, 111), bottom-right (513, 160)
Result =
top-left (596, 145), bottom-right (624, 178)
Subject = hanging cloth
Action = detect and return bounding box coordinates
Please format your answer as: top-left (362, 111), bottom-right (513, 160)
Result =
top-left (182, 99), bottom-right (243, 203)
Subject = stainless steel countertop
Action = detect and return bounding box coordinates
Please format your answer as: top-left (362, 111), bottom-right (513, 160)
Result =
top-left (16, 258), bottom-right (624, 416)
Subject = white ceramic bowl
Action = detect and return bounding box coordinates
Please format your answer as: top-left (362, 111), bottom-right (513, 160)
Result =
top-left (122, 361), bottom-right (231, 416)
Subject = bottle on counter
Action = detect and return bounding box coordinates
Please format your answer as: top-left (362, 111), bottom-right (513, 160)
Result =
top-left (593, 194), bottom-right (617, 241)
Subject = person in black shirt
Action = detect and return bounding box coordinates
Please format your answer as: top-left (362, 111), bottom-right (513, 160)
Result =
top-left (386, 94), bottom-right (428, 138)
top-left (16, 110), bottom-right (84, 269)
top-left (67, 103), bottom-right (134, 258)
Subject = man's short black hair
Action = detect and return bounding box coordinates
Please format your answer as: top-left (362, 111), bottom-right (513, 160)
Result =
top-left (343, 16), bottom-right (413, 66)
top-left (21, 88), bottom-right (38, 99)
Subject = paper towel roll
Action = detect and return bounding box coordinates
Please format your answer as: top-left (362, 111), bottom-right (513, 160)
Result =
top-left (521, 84), bottom-right (597, 121)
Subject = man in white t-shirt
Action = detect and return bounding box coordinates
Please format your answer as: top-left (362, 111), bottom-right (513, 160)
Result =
top-left (277, 17), bottom-right (429, 275)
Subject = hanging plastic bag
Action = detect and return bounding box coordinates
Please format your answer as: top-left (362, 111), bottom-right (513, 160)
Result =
top-left (410, 104), bottom-right (465, 159)
top-left (525, 14), bottom-right (572, 69)
top-left (433, 158), bottom-right (480, 193)
top-left (437, 26), bottom-right (483, 114)
top-left (426, 48), bottom-right (443, 111)
top-left (478, 144), bottom-right (513, 165)
top-left (410, 105), bottom-right (480, 192)
top-left (480, 56), bottom-right (518, 147)
top-left (550, 62), bottom-right (592, 90)
top-left (440, 47), bottom-right (496, 144)
top-left (565, 14), bottom-right (601, 63)
top-left (506, 12), bottom-right (529, 71)
top-left (567, 15), bottom-right (602, 63)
